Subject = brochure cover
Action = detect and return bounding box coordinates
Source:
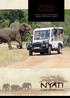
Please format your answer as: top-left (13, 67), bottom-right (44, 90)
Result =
top-left (0, 0), bottom-right (70, 96)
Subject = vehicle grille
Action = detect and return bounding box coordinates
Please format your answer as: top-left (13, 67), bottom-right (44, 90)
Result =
top-left (33, 43), bottom-right (41, 47)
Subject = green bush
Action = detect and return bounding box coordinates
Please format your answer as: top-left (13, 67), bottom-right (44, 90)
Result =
top-left (22, 32), bottom-right (31, 42)
top-left (10, 20), bottom-right (20, 28)
top-left (0, 19), bottom-right (10, 28)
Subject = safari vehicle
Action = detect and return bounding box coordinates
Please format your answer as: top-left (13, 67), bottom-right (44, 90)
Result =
top-left (27, 27), bottom-right (64, 56)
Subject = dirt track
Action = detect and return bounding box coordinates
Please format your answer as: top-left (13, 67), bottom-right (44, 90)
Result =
top-left (9, 47), bottom-right (70, 68)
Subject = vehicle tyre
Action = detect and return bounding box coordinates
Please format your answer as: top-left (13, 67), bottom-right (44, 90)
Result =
top-left (57, 45), bottom-right (62, 54)
top-left (29, 51), bottom-right (33, 56)
top-left (48, 46), bottom-right (51, 55)
top-left (40, 52), bottom-right (44, 55)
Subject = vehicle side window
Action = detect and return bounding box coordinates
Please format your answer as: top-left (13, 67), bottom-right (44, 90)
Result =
top-left (53, 29), bottom-right (63, 41)
top-left (51, 29), bottom-right (54, 41)
top-left (54, 29), bottom-right (58, 41)
top-left (59, 30), bottom-right (64, 41)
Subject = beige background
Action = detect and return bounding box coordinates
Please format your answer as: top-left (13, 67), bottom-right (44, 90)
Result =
top-left (0, 0), bottom-right (28, 9)
top-left (0, 0), bottom-right (69, 9)
top-left (65, 0), bottom-right (70, 9)
top-left (0, 68), bottom-right (70, 96)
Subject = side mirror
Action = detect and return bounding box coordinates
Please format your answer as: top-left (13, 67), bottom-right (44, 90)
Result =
top-left (31, 36), bottom-right (33, 42)
top-left (51, 38), bottom-right (54, 41)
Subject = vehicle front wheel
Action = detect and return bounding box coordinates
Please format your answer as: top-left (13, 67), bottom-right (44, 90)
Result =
top-left (29, 51), bottom-right (33, 56)
top-left (57, 45), bottom-right (62, 54)
top-left (40, 52), bottom-right (44, 55)
top-left (48, 46), bottom-right (51, 55)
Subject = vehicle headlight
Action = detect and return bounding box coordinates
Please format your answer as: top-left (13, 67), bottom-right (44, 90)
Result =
top-left (46, 44), bottom-right (48, 47)
top-left (42, 43), bottom-right (46, 47)
top-left (29, 44), bottom-right (32, 48)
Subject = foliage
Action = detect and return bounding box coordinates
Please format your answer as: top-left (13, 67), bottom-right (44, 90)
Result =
top-left (0, 10), bottom-right (70, 45)
top-left (10, 20), bottom-right (20, 28)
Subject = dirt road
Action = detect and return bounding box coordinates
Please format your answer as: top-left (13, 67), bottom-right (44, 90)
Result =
top-left (9, 47), bottom-right (70, 68)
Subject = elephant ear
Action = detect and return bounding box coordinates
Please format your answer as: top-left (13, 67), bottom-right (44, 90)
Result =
top-left (19, 23), bottom-right (25, 32)
top-left (21, 23), bottom-right (33, 34)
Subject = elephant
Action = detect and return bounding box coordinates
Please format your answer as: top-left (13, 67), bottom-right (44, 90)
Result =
top-left (0, 23), bottom-right (33, 49)
top-left (22, 83), bottom-right (32, 90)
top-left (11, 85), bottom-right (22, 91)
top-left (2, 83), bottom-right (10, 91)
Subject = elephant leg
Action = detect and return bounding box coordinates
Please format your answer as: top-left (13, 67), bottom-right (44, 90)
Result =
top-left (17, 44), bottom-right (22, 49)
top-left (7, 41), bottom-right (13, 49)
top-left (16, 39), bottom-right (23, 49)
top-left (16, 34), bottom-right (23, 49)
top-left (27, 87), bottom-right (29, 90)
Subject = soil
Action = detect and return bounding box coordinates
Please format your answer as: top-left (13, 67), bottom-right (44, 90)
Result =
top-left (8, 47), bottom-right (70, 68)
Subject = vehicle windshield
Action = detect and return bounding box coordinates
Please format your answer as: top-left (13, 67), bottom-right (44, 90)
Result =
top-left (34, 30), bottom-right (50, 40)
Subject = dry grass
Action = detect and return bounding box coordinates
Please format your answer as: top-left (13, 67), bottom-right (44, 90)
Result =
top-left (0, 47), bottom-right (28, 67)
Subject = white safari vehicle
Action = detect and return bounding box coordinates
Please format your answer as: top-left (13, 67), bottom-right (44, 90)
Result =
top-left (27, 27), bottom-right (64, 56)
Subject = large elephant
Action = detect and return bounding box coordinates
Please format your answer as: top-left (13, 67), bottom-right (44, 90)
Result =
top-left (0, 23), bottom-right (32, 49)
top-left (2, 83), bottom-right (10, 91)
top-left (22, 83), bottom-right (32, 90)
top-left (11, 85), bottom-right (22, 91)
